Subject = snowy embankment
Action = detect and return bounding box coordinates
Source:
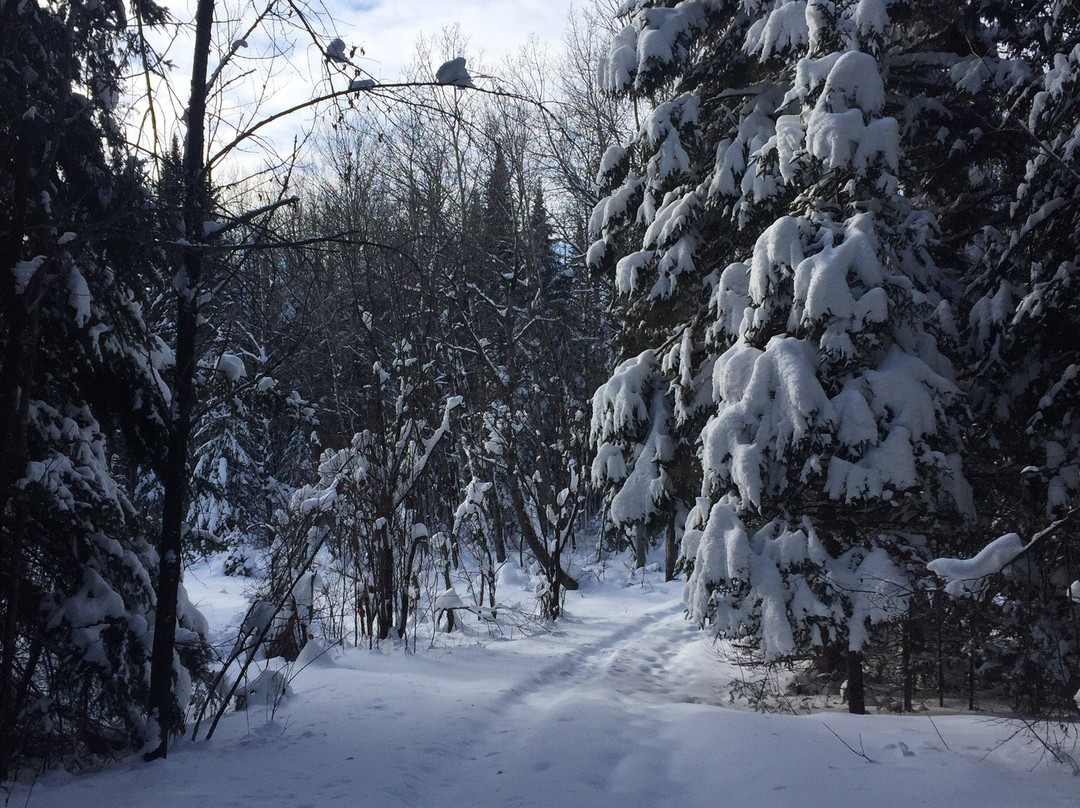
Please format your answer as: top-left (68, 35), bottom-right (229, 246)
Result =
top-left (8, 560), bottom-right (1078, 808)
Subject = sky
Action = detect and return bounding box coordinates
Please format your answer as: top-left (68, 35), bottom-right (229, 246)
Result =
top-left (132, 0), bottom-right (583, 169)
top-left (340, 0), bottom-right (580, 82)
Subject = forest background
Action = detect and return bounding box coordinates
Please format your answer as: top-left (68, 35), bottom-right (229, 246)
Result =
top-left (0, 0), bottom-right (1078, 779)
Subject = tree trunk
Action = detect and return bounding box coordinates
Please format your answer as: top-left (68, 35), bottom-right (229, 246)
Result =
top-left (902, 619), bottom-right (913, 713)
top-left (492, 499), bottom-right (507, 564)
top-left (633, 521), bottom-right (647, 569)
top-left (396, 536), bottom-right (425, 639)
top-left (664, 519), bottom-right (677, 581)
top-left (505, 469), bottom-right (578, 592)
top-left (374, 522), bottom-right (395, 641)
top-left (0, 510), bottom-right (27, 779)
top-left (968, 645), bottom-right (976, 711)
top-left (936, 599), bottom-right (944, 709)
top-left (144, 0), bottom-right (214, 762)
top-left (847, 650), bottom-right (866, 715)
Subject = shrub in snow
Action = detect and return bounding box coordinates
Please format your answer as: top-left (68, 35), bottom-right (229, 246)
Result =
top-left (235, 666), bottom-right (291, 712)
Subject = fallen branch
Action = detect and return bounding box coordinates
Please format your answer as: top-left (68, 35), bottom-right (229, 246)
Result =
top-left (823, 723), bottom-right (877, 763)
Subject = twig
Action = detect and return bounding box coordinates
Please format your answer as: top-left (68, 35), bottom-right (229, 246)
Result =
top-left (823, 723), bottom-right (877, 763)
top-left (1011, 714), bottom-right (1080, 775)
top-left (927, 714), bottom-right (951, 751)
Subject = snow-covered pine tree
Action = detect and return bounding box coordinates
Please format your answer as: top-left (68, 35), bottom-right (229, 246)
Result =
top-left (187, 346), bottom-right (316, 572)
top-left (588, 0), bottom-right (711, 573)
top-left (590, 0), bottom-right (987, 710)
top-left (942, 0), bottom-right (1080, 712)
top-left (0, 0), bottom-right (211, 772)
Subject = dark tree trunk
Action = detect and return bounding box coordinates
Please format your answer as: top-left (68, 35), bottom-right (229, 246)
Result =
top-left (505, 468), bottom-right (578, 593)
top-left (664, 519), bottom-right (677, 581)
top-left (0, 510), bottom-right (27, 779)
top-left (968, 646), bottom-right (976, 711)
top-left (847, 650), bottom-right (866, 715)
top-left (936, 600), bottom-right (945, 708)
top-left (492, 500), bottom-right (507, 564)
top-left (0, 189), bottom-right (43, 783)
top-left (396, 535), bottom-right (425, 639)
top-left (902, 620), bottom-right (913, 713)
top-left (144, 0), bottom-right (214, 762)
top-left (374, 523), bottom-right (395, 641)
top-left (541, 532), bottom-right (564, 620)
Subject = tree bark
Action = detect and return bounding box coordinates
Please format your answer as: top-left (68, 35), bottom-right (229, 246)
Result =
top-left (144, 0), bottom-right (214, 762)
top-left (505, 469), bottom-right (578, 593)
top-left (374, 520), bottom-right (395, 641)
top-left (396, 535), bottom-right (426, 639)
top-left (633, 521), bottom-right (647, 569)
top-left (902, 619), bottom-right (913, 713)
top-left (847, 650), bottom-right (866, 715)
top-left (492, 499), bottom-right (507, 564)
top-left (664, 519), bottom-right (677, 581)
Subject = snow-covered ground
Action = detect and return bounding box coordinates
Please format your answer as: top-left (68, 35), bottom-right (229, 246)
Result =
top-left (7, 558), bottom-right (1078, 807)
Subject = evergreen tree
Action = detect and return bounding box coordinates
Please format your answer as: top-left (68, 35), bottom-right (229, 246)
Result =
top-left (588, 0), bottom-right (1001, 710)
top-left (0, 0), bottom-right (204, 773)
top-left (943, 0), bottom-right (1080, 712)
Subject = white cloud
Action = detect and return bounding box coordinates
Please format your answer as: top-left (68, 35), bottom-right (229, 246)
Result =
top-left (340, 0), bottom-right (576, 80)
top-left (125, 0), bottom-right (580, 169)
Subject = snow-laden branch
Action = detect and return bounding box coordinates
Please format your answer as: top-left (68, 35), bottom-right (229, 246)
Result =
top-left (927, 508), bottom-right (1079, 598)
top-left (392, 396), bottom-right (463, 508)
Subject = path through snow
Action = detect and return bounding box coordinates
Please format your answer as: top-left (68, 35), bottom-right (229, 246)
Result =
top-left (6, 564), bottom-right (1078, 807)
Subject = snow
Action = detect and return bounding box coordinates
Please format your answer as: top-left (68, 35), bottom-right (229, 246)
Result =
top-left (703, 337), bottom-right (833, 508)
top-left (709, 261), bottom-right (750, 341)
top-left (215, 353), bottom-right (247, 381)
top-left (853, 0), bottom-right (890, 35)
top-left (774, 114), bottom-right (804, 181)
top-left (597, 2), bottom-right (708, 92)
top-left (435, 57), bottom-right (475, 88)
top-left (48, 568), bottom-right (131, 670)
top-left (433, 587), bottom-right (466, 611)
top-left (820, 51), bottom-right (885, 114)
top-left (589, 174), bottom-right (643, 237)
top-left (790, 53), bottom-right (843, 106)
top-left (325, 38), bottom-right (349, 64)
top-left (950, 56), bottom-right (1031, 96)
top-left (643, 190), bottom-right (698, 250)
top-left (10, 555), bottom-right (1078, 808)
top-left (608, 389), bottom-right (672, 524)
top-left (68, 266), bottom-right (91, 326)
top-left (928, 533), bottom-right (1027, 598)
top-left (743, 0), bottom-right (809, 60)
top-left (777, 52), bottom-right (900, 175)
top-left (614, 249), bottom-right (654, 293)
top-left (12, 255), bottom-right (45, 294)
top-left (597, 145), bottom-right (627, 185)
top-left (710, 90), bottom-right (782, 202)
top-left (598, 24), bottom-right (638, 91)
top-left (643, 95), bottom-right (698, 182)
top-left (590, 350), bottom-right (655, 453)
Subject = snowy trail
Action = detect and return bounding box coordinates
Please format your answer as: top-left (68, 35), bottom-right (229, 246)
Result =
top-left (489, 599), bottom-right (690, 710)
top-left (6, 570), bottom-right (1079, 808)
